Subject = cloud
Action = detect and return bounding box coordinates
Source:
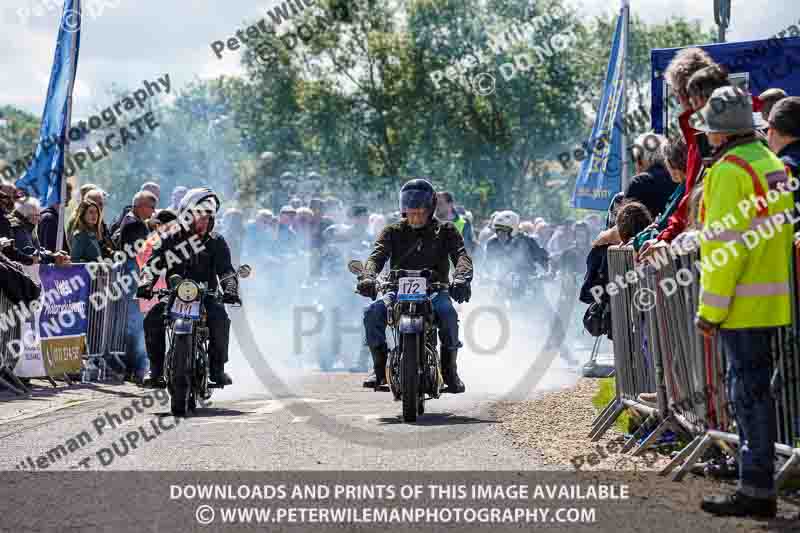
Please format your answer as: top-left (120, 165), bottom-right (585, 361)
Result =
top-left (1, 0), bottom-right (798, 120)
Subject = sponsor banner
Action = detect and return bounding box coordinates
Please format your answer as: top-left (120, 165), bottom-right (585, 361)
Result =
top-left (41, 335), bottom-right (84, 376)
top-left (39, 264), bottom-right (91, 339)
top-left (13, 313), bottom-right (46, 378)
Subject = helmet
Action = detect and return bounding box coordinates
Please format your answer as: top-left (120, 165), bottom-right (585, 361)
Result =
top-left (492, 210), bottom-right (520, 235)
top-left (322, 223), bottom-right (352, 242)
top-left (399, 179), bottom-right (437, 218)
top-left (177, 187), bottom-right (221, 233)
top-left (178, 187), bottom-right (221, 216)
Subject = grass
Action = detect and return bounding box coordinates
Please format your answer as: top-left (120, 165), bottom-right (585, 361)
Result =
top-left (591, 377), bottom-right (635, 434)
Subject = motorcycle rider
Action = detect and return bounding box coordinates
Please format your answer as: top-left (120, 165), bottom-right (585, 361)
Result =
top-left (358, 179), bottom-right (473, 393)
top-left (483, 210), bottom-right (549, 278)
top-left (137, 187), bottom-right (241, 388)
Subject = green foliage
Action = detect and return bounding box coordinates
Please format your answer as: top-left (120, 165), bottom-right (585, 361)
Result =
top-left (1, 2), bottom-right (716, 221)
top-left (0, 106), bottom-right (41, 169)
top-left (591, 377), bottom-right (633, 433)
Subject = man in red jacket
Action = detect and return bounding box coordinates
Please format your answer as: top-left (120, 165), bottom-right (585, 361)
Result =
top-left (651, 53), bottom-right (763, 249)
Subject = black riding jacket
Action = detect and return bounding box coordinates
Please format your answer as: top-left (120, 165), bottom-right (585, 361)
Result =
top-left (484, 233), bottom-right (549, 277)
top-left (365, 217), bottom-right (473, 284)
top-left (140, 229), bottom-right (237, 295)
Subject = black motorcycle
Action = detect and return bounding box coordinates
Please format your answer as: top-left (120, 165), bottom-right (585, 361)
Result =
top-left (161, 265), bottom-right (251, 416)
top-left (349, 260), bottom-right (445, 422)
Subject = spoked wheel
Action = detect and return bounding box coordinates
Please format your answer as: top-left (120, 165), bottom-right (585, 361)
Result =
top-left (401, 333), bottom-right (420, 422)
top-left (170, 335), bottom-right (193, 417)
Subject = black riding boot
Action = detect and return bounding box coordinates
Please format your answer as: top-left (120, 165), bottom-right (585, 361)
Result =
top-left (363, 344), bottom-right (388, 389)
top-left (442, 348), bottom-right (465, 393)
top-left (143, 311), bottom-right (166, 389)
top-left (208, 305), bottom-right (233, 386)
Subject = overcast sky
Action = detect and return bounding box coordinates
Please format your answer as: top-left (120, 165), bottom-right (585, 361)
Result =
top-left (1, 0), bottom-right (797, 119)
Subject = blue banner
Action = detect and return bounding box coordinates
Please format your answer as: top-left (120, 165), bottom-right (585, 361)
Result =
top-left (571, 4), bottom-right (628, 211)
top-left (16, 0), bottom-right (82, 208)
top-left (38, 265), bottom-right (91, 339)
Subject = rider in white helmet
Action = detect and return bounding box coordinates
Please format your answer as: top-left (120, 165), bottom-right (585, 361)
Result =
top-left (484, 209), bottom-right (549, 276)
top-left (138, 187), bottom-right (240, 388)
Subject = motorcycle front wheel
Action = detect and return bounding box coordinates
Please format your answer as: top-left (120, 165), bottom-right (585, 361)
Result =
top-left (170, 335), bottom-right (193, 417)
top-left (401, 333), bottom-right (420, 423)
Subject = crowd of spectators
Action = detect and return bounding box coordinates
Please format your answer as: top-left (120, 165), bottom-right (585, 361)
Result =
top-left (577, 45), bottom-right (800, 518)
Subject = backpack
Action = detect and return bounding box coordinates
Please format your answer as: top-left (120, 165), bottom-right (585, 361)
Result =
top-left (583, 300), bottom-right (612, 339)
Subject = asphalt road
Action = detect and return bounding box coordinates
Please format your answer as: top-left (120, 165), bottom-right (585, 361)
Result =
top-left (0, 353), bottom-right (586, 472)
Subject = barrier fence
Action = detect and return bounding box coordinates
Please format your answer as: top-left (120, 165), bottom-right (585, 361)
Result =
top-left (0, 262), bottom-right (131, 396)
top-left (0, 289), bottom-right (26, 395)
top-left (590, 238), bottom-right (800, 487)
top-left (84, 264), bottom-right (131, 382)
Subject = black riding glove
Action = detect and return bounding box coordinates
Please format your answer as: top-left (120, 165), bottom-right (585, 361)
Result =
top-left (220, 273), bottom-right (241, 304)
top-left (450, 278), bottom-right (471, 303)
top-left (356, 276), bottom-right (377, 300)
top-left (136, 284), bottom-right (154, 300)
top-left (222, 292), bottom-right (242, 305)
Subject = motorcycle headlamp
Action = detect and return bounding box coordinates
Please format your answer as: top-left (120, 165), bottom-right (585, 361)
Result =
top-left (177, 280), bottom-right (200, 302)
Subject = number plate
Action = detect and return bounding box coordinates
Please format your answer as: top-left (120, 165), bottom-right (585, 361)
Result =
top-left (170, 300), bottom-right (200, 319)
top-left (398, 277), bottom-right (426, 301)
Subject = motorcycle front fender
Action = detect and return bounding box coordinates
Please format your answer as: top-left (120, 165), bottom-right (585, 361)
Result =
top-left (174, 318), bottom-right (194, 335)
top-left (398, 315), bottom-right (424, 334)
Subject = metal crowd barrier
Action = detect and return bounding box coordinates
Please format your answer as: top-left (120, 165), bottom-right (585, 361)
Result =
top-left (590, 245), bottom-right (661, 450)
top-left (590, 238), bottom-right (800, 487)
top-left (0, 262), bottom-right (133, 392)
top-left (83, 263), bottom-right (130, 382)
top-left (0, 289), bottom-right (28, 396)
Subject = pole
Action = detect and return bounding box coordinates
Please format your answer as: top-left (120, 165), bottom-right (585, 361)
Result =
top-left (55, 0), bottom-right (81, 253)
top-left (621, 0), bottom-right (630, 190)
top-left (714, 0), bottom-right (730, 43)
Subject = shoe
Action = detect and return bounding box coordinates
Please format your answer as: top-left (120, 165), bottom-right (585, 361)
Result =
top-left (441, 348), bottom-right (465, 394)
top-left (701, 491), bottom-right (776, 518)
top-left (637, 392), bottom-right (658, 408)
top-left (363, 344), bottom-right (388, 389)
top-left (143, 372), bottom-right (166, 389)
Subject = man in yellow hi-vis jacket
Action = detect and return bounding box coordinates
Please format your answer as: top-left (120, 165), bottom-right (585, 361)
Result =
top-left (692, 86), bottom-right (794, 519)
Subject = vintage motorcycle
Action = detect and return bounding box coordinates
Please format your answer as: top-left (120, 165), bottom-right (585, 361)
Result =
top-left (161, 264), bottom-right (251, 416)
top-left (349, 260), bottom-right (445, 422)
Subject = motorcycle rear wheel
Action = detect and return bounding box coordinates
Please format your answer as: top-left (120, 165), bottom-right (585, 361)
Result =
top-left (170, 335), bottom-right (193, 417)
top-left (401, 333), bottom-right (420, 423)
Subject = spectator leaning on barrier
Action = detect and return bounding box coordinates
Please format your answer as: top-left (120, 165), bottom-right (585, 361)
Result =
top-left (635, 136), bottom-right (689, 257)
top-left (69, 199), bottom-right (104, 263)
top-left (594, 133), bottom-right (674, 247)
top-left (692, 86), bottom-right (794, 519)
top-left (0, 180), bottom-right (25, 263)
top-left (657, 49), bottom-right (719, 243)
top-left (84, 188), bottom-right (114, 257)
top-left (9, 197), bottom-right (69, 266)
